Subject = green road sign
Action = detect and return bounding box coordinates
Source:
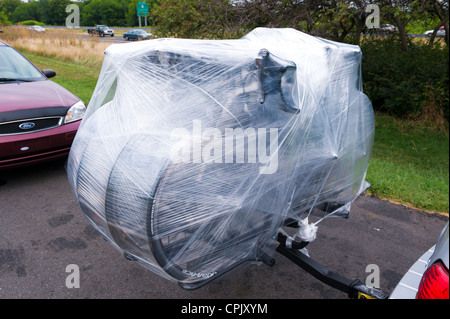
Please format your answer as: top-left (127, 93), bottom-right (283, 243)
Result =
top-left (137, 1), bottom-right (149, 17)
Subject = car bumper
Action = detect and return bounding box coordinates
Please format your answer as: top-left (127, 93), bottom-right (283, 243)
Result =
top-left (0, 121), bottom-right (81, 170)
top-left (389, 245), bottom-right (435, 299)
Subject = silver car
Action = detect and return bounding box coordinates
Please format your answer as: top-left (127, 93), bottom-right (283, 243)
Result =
top-left (390, 222), bottom-right (449, 299)
top-left (28, 25), bottom-right (45, 32)
top-left (425, 26), bottom-right (446, 37)
top-left (378, 24), bottom-right (398, 32)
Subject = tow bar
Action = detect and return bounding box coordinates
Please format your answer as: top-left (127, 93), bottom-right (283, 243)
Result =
top-left (276, 234), bottom-right (390, 299)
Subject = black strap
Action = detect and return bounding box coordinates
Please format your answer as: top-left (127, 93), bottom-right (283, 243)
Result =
top-left (277, 232), bottom-right (309, 250)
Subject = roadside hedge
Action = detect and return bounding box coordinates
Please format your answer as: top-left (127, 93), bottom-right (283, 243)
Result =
top-left (18, 20), bottom-right (46, 26)
top-left (360, 37), bottom-right (449, 128)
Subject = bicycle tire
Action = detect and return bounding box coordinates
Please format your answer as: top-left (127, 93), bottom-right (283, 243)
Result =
top-left (104, 134), bottom-right (168, 259)
top-left (147, 162), bottom-right (274, 285)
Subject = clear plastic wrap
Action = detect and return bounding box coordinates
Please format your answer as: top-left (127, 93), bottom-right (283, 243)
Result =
top-left (66, 28), bottom-right (375, 289)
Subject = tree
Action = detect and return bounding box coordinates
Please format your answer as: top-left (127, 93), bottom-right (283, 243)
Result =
top-left (80, 0), bottom-right (138, 26)
top-left (11, 1), bottom-right (40, 23)
top-left (98, 0), bottom-right (127, 26)
top-left (47, 0), bottom-right (72, 25)
top-left (82, 0), bottom-right (132, 26)
top-left (0, 9), bottom-right (10, 26)
top-left (81, 0), bottom-right (102, 26)
top-left (345, 0), bottom-right (381, 45)
top-left (222, 0), bottom-right (378, 44)
top-left (125, 0), bottom-right (141, 26)
top-left (36, 0), bottom-right (51, 24)
top-left (425, 0), bottom-right (449, 46)
top-left (379, 0), bottom-right (430, 52)
top-left (0, 0), bottom-right (21, 20)
top-left (151, 0), bottom-right (237, 38)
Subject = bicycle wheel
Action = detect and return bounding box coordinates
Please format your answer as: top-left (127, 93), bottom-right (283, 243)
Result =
top-left (104, 134), bottom-right (168, 260)
top-left (73, 112), bottom-right (130, 239)
top-left (147, 161), bottom-right (274, 286)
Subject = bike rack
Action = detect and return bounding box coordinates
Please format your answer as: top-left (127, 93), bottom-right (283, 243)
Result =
top-left (275, 235), bottom-right (390, 299)
top-left (162, 227), bottom-right (391, 298)
top-left (121, 213), bottom-right (391, 298)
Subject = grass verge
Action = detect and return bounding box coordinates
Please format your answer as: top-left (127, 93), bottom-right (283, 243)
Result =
top-left (366, 113), bottom-right (449, 214)
top-left (22, 52), bottom-right (101, 105)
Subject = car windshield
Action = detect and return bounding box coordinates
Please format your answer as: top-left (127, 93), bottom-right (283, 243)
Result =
top-left (0, 46), bottom-right (46, 83)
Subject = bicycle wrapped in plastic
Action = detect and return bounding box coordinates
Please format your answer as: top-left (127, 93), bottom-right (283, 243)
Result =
top-left (66, 28), bottom-right (375, 289)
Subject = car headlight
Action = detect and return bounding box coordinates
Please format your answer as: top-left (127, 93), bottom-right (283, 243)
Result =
top-left (65, 101), bottom-right (86, 124)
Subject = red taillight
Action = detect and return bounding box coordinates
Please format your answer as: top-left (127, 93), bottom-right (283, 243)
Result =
top-left (416, 261), bottom-right (449, 299)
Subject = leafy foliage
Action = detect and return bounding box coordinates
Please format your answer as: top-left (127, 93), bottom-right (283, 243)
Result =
top-left (361, 36), bottom-right (449, 125)
top-left (151, 0), bottom-right (241, 38)
top-left (18, 20), bottom-right (46, 26)
top-left (0, 9), bottom-right (9, 26)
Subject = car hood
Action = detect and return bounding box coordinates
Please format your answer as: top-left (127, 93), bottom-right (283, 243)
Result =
top-left (0, 80), bottom-right (80, 112)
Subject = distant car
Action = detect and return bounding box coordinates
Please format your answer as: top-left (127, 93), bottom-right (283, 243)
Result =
top-left (0, 41), bottom-right (86, 170)
top-left (87, 25), bottom-right (114, 37)
top-left (378, 24), bottom-right (398, 32)
top-left (390, 222), bottom-right (449, 299)
top-left (28, 25), bottom-right (45, 32)
top-left (123, 29), bottom-right (153, 41)
top-left (425, 26), bottom-right (446, 37)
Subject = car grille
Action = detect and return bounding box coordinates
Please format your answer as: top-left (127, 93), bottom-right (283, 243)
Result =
top-left (0, 117), bottom-right (63, 136)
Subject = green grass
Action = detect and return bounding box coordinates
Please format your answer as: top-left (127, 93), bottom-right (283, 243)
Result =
top-left (23, 52), bottom-right (101, 105)
top-left (366, 114), bottom-right (449, 214)
top-left (21, 52), bottom-right (450, 214)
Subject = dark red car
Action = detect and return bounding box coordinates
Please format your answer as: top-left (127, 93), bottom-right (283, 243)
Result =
top-left (0, 41), bottom-right (86, 170)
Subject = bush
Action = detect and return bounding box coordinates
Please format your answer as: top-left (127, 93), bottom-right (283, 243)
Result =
top-left (360, 37), bottom-right (449, 128)
top-left (19, 20), bottom-right (45, 26)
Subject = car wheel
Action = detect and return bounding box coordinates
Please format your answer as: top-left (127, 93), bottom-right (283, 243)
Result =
top-left (125, 36), bottom-right (129, 41)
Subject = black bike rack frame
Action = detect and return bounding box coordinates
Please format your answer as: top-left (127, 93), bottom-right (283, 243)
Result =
top-left (276, 243), bottom-right (390, 299)
top-left (172, 231), bottom-right (390, 298)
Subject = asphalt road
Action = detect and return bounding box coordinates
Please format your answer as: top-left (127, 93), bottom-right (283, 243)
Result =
top-left (0, 159), bottom-right (448, 300)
